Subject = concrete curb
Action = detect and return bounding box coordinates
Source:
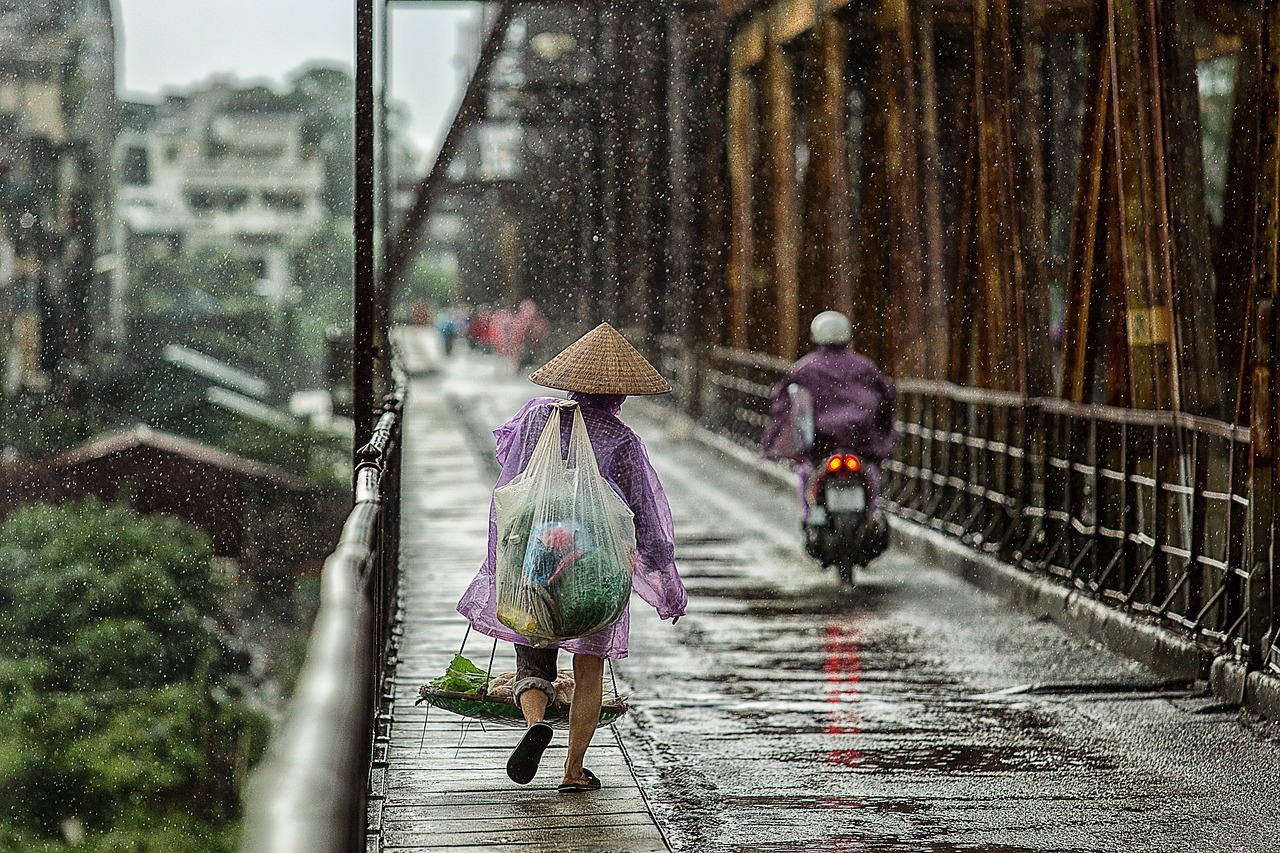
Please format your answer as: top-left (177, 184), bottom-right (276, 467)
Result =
top-left (1212, 657), bottom-right (1280, 721)
top-left (1248, 671), bottom-right (1280, 721)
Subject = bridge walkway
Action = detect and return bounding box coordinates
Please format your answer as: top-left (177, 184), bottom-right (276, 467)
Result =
top-left (371, 335), bottom-right (668, 852)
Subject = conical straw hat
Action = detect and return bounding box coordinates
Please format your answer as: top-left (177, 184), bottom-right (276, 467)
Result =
top-left (530, 323), bottom-right (671, 395)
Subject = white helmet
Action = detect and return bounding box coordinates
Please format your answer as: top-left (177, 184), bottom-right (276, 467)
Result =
top-left (810, 310), bottom-right (852, 346)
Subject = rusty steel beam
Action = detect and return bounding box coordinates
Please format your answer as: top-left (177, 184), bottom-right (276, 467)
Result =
top-left (1061, 1), bottom-right (1112, 404)
top-left (916, 0), bottom-right (950, 380)
top-left (618, 13), bottom-right (664, 340)
top-left (948, 65), bottom-right (979, 386)
top-left (953, 0), bottom-right (1050, 395)
top-left (1247, 0), bottom-right (1280, 667)
top-left (724, 0), bottom-right (1094, 31)
top-left (725, 24), bottom-right (761, 349)
top-left (381, 4), bottom-right (515, 296)
top-left (596, 6), bottom-right (623, 326)
top-left (1161, 0), bottom-right (1223, 419)
top-left (1060, 0), bottom-right (1221, 414)
top-left (853, 43), bottom-right (891, 367)
top-left (821, 17), bottom-right (855, 317)
top-left (694, 20), bottom-right (732, 351)
top-left (1107, 0), bottom-right (1180, 411)
top-left (1196, 0), bottom-right (1261, 36)
top-left (803, 15), bottom-right (854, 317)
top-left (761, 21), bottom-right (803, 359)
top-left (1222, 37), bottom-right (1263, 422)
top-left (875, 0), bottom-right (938, 378)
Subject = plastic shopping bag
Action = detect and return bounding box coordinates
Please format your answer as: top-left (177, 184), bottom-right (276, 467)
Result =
top-left (769, 383), bottom-right (816, 460)
top-left (494, 401), bottom-right (637, 646)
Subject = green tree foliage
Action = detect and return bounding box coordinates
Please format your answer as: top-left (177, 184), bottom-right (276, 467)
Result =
top-left (128, 223), bottom-right (352, 398)
top-left (0, 501), bottom-right (215, 690)
top-left (290, 218), bottom-right (353, 385)
top-left (128, 245), bottom-right (287, 388)
top-left (209, 409), bottom-right (349, 488)
top-left (0, 501), bottom-right (269, 850)
top-left (0, 393), bottom-right (97, 461)
top-left (130, 246), bottom-right (261, 316)
top-left (289, 65), bottom-right (355, 217)
top-left (398, 255), bottom-right (459, 316)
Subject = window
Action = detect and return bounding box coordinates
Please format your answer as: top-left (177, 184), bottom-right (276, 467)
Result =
top-left (122, 146), bottom-right (149, 185)
top-left (187, 190), bottom-right (214, 211)
top-left (262, 190), bottom-right (304, 212)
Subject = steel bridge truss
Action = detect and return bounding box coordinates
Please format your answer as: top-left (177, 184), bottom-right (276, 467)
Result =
top-left (243, 0), bottom-right (1280, 849)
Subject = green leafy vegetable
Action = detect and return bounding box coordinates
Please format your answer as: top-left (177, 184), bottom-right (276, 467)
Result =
top-left (429, 655), bottom-right (491, 694)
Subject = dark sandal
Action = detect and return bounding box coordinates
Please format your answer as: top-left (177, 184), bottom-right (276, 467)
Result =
top-left (558, 768), bottom-right (602, 793)
top-left (506, 723), bottom-right (553, 785)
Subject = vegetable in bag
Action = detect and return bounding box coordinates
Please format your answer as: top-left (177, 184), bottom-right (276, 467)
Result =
top-left (494, 401), bottom-right (636, 646)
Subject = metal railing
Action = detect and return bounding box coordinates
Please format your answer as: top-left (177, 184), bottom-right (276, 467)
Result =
top-left (883, 379), bottom-right (1257, 658)
top-left (240, 376), bottom-right (406, 853)
top-left (648, 338), bottom-right (1271, 664)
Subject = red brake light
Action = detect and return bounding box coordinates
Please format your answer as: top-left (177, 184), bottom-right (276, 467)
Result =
top-left (843, 454), bottom-right (861, 472)
top-left (826, 455), bottom-right (842, 472)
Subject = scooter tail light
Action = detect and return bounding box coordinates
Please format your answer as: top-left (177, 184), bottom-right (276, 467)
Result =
top-left (826, 455), bottom-right (843, 472)
top-left (843, 454), bottom-right (861, 472)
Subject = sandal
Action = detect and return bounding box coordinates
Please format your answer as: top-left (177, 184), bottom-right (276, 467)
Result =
top-left (558, 768), bottom-right (602, 793)
top-left (506, 723), bottom-right (553, 785)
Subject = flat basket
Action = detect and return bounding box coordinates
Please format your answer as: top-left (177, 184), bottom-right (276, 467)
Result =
top-left (417, 687), bottom-right (628, 729)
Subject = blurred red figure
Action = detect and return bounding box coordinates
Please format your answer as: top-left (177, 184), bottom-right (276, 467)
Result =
top-left (468, 311), bottom-right (499, 353)
top-left (409, 301), bottom-right (434, 326)
top-left (493, 300), bottom-right (549, 372)
top-left (513, 299), bottom-right (549, 370)
top-left (492, 307), bottom-right (519, 367)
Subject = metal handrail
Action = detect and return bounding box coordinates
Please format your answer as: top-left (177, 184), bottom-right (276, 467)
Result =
top-left (240, 376), bottom-right (406, 853)
top-left (896, 377), bottom-right (1250, 442)
top-left (709, 343), bottom-right (794, 374)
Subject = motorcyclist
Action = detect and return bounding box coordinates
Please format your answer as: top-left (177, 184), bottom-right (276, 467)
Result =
top-left (760, 310), bottom-right (900, 530)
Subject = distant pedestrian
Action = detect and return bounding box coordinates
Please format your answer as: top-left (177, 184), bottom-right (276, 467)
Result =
top-left (436, 308), bottom-right (459, 356)
top-left (514, 299), bottom-right (549, 369)
top-left (457, 322), bottom-right (687, 792)
top-left (492, 306), bottom-right (519, 369)
top-left (467, 310), bottom-right (497, 353)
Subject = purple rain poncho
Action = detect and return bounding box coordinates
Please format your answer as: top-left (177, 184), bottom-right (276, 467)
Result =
top-left (760, 345), bottom-right (900, 464)
top-left (457, 393), bottom-right (687, 659)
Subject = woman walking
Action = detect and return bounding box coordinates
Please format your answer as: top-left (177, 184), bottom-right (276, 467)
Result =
top-left (457, 322), bottom-right (687, 791)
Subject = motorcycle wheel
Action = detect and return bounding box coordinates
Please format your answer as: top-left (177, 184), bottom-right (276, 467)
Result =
top-left (832, 514), bottom-right (861, 586)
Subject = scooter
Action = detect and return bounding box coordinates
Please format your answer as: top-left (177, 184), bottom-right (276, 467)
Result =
top-left (803, 450), bottom-right (890, 585)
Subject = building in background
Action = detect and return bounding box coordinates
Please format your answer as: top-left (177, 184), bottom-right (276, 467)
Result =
top-left (0, 0), bottom-right (119, 403)
top-left (113, 80), bottom-right (327, 315)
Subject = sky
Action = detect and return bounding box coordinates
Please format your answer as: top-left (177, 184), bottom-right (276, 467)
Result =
top-left (114, 0), bottom-right (481, 163)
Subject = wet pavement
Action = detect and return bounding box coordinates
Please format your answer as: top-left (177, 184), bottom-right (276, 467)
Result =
top-left (396, 330), bottom-right (1280, 853)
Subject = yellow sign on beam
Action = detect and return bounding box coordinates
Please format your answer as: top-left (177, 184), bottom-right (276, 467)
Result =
top-left (1126, 306), bottom-right (1174, 347)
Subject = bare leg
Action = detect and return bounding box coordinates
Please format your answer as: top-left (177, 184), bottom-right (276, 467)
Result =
top-left (519, 688), bottom-right (548, 727)
top-left (564, 653), bottom-right (604, 786)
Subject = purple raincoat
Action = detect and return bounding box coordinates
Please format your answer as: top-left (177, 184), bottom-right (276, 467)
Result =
top-left (760, 346), bottom-right (900, 517)
top-left (457, 393), bottom-right (687, 659)
top-left (760, 345), bottom-right (900, 464)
